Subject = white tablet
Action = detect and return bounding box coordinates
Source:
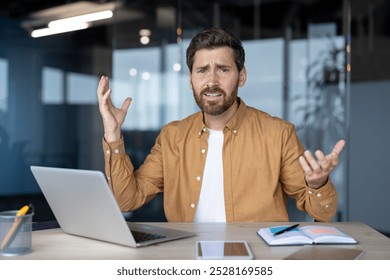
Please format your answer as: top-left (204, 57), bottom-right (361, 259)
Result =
top-left (195, 241), bottom-right (253, 260)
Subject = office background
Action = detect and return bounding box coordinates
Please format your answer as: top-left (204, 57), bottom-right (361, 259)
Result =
top-left (0, 0), bottom-right (388, 235)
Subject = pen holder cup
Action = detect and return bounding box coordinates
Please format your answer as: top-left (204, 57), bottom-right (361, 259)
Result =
top-left (0, 210), bottom-right (34, 256)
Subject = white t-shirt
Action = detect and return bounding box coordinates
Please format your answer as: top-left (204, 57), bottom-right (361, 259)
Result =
top-left (194, 129), bottom-right (226, 222)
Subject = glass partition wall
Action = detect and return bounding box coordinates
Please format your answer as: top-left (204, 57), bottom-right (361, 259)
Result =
top-left (0, 0), bottom-right (351, 223)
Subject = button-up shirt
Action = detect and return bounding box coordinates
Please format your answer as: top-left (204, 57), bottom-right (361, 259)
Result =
top-left (103, 98), bottom-right (337, 222)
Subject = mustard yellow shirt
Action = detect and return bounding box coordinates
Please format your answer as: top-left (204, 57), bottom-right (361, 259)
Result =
top-left (103, 98), bottom-right (337, 222)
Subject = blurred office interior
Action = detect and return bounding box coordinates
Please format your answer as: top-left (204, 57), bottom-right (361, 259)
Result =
top-left (0, 0), bottom-right (389, 235)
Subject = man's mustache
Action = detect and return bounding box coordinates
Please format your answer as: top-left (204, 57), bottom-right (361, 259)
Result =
top-left (200, 86), bottom-right (226, 95)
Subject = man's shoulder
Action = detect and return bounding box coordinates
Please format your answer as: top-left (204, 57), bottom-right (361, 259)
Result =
top-left (245, 105), bottom-right (294, 129)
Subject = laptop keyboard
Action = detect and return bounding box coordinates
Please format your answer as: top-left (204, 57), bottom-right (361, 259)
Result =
top-left (131, 230), bottom-right (166, 243)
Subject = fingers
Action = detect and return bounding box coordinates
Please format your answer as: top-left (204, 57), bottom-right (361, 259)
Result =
top-left (301, 151), bottom-right (321, 174)
top-left (97, 76), bottom-right (133, 123)
top-left (299, 154), bottom-right (312, 174)
top-left (330, 139), bottom-right (345, 165)
top-left (300, 149), bottom-right (334, 175)
top-left (97, 76), bottom-right (111, 108)
top-left (299, 151), bottom-right (328, 189)
top-left (299, 150), bottom-right (329, 174)
top-left (333, 139), bottom-right (346, 155)
top-left (302, 139), bottom-right (346, 171)
top-left (101, 88), bottom-right (112, 108)
top-left (300, 140), bottom-right (346, 188)
top-left (121, 97), bottom-right (132, 113)
top-left (325, 139), bottom-right (345, 166)
top-left (315, 150), bottom-right (331, 171)
top-left (97, 76), bottom-right (109, 97)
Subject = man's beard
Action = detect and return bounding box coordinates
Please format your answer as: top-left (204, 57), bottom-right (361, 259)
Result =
top-left (193, 82), bottom-right (239, 116)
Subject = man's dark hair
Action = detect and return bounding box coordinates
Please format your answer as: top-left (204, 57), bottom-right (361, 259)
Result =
top-left (186, 28), bottom-right (245, 72)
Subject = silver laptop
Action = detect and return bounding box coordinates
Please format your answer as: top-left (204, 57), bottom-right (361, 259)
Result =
top-left (30, 166), bottom-right (195, 247)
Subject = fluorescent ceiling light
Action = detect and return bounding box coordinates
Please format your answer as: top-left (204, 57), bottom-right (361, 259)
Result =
top-left (31, 10), bottom-right (113, 38)
top-left (22, 1), bottom-right (144, 38)
top-left (31, 23), bottom-right (89, 38)
top-left (48, 10), bottom-right (113, 28)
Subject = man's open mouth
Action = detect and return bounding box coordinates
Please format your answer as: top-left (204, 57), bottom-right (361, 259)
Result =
top-left (204, 93), bottom-right (223, 97)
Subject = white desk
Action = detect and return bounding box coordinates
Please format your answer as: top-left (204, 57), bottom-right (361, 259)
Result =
top-left (1, 222), bottom-right (389, 260)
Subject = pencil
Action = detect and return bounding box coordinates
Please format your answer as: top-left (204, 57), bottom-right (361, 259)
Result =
top-left (0, 205), bottom-right (30, 250)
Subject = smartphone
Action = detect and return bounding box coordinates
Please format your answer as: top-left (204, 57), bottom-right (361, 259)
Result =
top-left (195, 240), bottom-right (253, 260)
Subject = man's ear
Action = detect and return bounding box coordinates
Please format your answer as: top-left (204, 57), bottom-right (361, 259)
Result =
top-left (188, 72), bottom-right (193, 89)
top-left (239, 67), bottom-right (247, 87)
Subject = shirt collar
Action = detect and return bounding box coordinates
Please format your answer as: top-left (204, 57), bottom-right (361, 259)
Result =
top-left (197, 97), bottom-right (247, 137)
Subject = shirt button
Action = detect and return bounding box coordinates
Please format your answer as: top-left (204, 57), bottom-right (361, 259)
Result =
top-left (201, 149), bottom-right (206, 154)
top-left (233, 129), bottom-right (237, 134)
top-left (325, 204), bottom-right (329, 208)
top-left (308, 190), bottom-right (313, 194)
top-left (196, 176), bottom-right (201, 181)
top-left (114, 149), bottom-right (120, 154)
top-left (316, 193), bottom-right (322, 197)
top-left (191, 203), bottom-right (195, 208)
top-left (107, 177), bottom-right (110, 180)
top-left (202, 127), bottom-right (207, 132)
top-left (106, 150), bottom-right (110, 154)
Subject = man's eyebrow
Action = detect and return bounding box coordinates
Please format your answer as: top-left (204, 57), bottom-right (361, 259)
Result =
top-left (194, 63), bottom-right (232, 70)
top-left (194, 64), bottom-right (209, 70)
top-left (215, 63), bottom-right (232, 69)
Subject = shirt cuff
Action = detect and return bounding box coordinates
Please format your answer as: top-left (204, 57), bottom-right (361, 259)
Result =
top-left (102, 137), bottom-right (126, 156)
top-left (306, 179), bottom-right (337, 212)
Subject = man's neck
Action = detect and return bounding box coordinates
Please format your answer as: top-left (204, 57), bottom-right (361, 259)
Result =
top-left (204, 100), bottom-right (239, 131)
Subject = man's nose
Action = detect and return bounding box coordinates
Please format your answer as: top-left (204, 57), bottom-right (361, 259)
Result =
top-left (206, 71), bottom-right (219, 88)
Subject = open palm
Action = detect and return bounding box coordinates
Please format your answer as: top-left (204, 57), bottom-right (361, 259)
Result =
top-left (97, 76), bottom-right (132, 142)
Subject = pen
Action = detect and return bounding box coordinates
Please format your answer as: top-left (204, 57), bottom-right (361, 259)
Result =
top-left (273, 223), bottom-right (300, 237)
top-left (0, 204), bottom-right (33, 250)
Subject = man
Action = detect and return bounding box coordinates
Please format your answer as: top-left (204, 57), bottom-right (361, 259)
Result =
top-left (97, 28), bottom-right (345, 222)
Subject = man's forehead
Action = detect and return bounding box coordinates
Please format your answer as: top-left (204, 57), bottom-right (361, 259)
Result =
top-left (193, 47), bottom-right (235, 65)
